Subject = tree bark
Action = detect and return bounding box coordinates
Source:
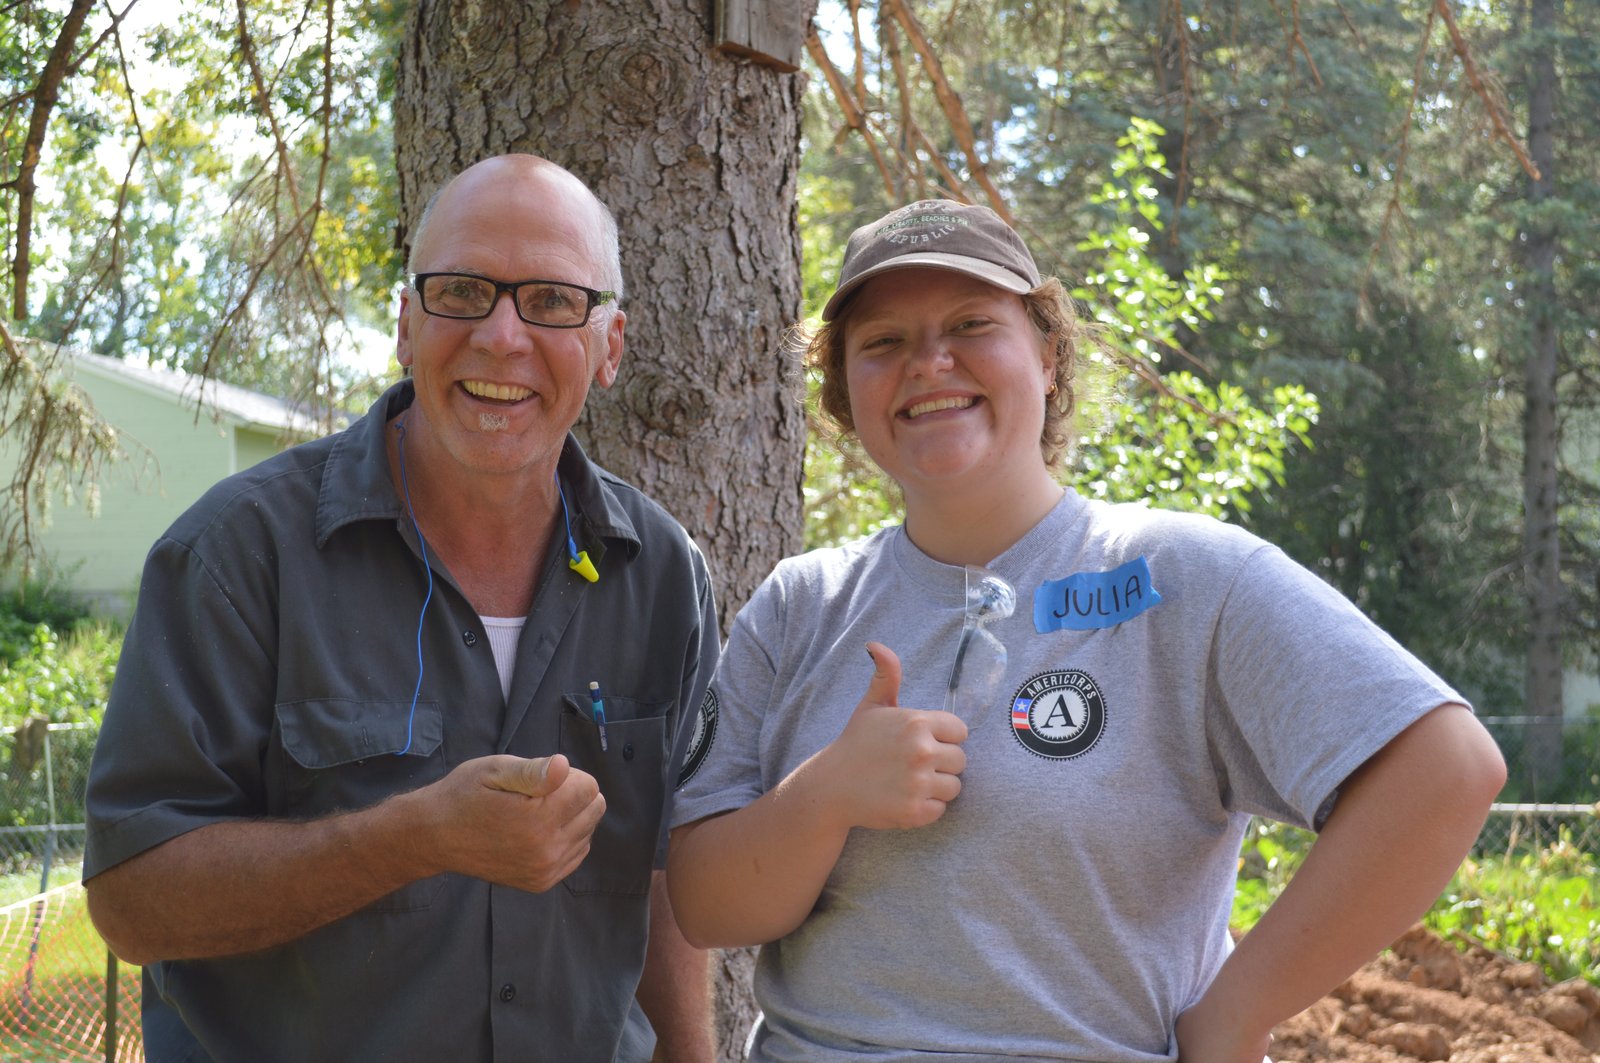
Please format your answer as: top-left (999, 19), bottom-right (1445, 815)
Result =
top-left (394, 2), bottom-right (815, 1054)
top-left (1148, 0), bottom-right (1197, 364)
top-left (1520, 0), bottom-right (1563, 797)
top-left (393, 0), bottom-right (810, 631)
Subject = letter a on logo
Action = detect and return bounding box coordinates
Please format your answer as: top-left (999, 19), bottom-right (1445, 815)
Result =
top-left (1042, 694), bottom-right (1078, 730)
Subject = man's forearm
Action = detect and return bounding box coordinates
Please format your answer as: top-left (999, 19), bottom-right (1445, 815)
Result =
top-left (86, 790), bottom-right (433, 965)
top-left (639, 871), bottom-right (714, 1063)
top-left (89, 752), bottom-right (605, 966)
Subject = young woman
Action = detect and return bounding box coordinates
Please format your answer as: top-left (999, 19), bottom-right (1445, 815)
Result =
top-left (667, 200), bottom-right (1505, 1063)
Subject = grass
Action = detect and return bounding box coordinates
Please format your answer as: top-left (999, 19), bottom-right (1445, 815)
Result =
top-left (1, 860), bottom-right (83, 908)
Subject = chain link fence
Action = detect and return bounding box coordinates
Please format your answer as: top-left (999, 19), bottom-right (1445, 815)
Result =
top-left (1475, 715), bottom-right (1600, 856)
top-left (2, 722), bottom-right (141, 1062)
top-left (1478, 714), bottom-right (1600, 806)
top-left (1, 715), bottom-right (1595, 1061)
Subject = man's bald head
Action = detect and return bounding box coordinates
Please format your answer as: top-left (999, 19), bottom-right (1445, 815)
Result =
top-left (406, 154), bottom-right (623, 300)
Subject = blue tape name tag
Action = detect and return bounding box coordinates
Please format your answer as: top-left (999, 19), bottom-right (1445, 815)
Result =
top-left (1034, 555), bottom-right (1162, 632)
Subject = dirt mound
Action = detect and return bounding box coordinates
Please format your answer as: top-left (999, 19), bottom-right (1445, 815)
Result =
top-left (1273, 925), bottom-right (1600, 1062)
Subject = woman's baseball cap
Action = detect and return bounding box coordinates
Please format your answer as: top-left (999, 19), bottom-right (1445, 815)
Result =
top-left (821, 199), bottom-right (1041, 322)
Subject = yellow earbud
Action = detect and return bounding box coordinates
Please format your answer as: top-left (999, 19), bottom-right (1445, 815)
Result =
top-left (569, 551), bottom-right (599, 583)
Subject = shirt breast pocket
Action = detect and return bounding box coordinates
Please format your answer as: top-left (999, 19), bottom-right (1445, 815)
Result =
top-left (557, 693), bottom-right (671, 897)
top-left (275, 698), bottom-right (449, 913)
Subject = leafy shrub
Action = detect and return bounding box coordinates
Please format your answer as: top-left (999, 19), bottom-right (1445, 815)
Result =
top-left (1235, 819), bottom-right (1600, 988)
top-left (1430, 829), bottom-right (1600, 985)
top-left (0, 623), bottom-right (121, 729)
top-left (0, 579), bottom-right (97, 666)
top-left (0, 600), bottom-right (121, 834)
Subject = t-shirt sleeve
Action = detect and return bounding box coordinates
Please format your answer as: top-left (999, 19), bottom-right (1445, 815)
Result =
top-left (1205, 544), bottom-right (1468, 831)
top-left (83, 536), bottom-right (276, 880)
top-left (670, 574), bottom-right (785, 829)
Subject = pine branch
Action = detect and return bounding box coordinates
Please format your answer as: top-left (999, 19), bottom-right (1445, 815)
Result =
top-left (907, 123), bottom-right (968, 202)
top-left (804, 25), bottom-right (899, 201)
top-left (881, 0), bottom-right (1011, 222)
top-left (65, 0), bottom-right (138, 80)
top-left (881, 16), bottom-right (928, 200)
top-left (218, 0), bottom-right (341, 385)
top-left (1434, 0), bottom-right (1540, 182)
top-left (0, 318), bottom-right (120, 573)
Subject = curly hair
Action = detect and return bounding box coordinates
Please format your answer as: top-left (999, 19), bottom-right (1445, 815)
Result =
top-left (804, 275), bottom-right (1083, 467)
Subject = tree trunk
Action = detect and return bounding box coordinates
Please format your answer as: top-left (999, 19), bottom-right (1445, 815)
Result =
top-left (1149, 0), bottom-right (1197, 364)
top-left (394, 2), bottom-right (816, 1055)
top-left (393, 0), bottom-right (810, 629)
top-left (1520, 0), bottom-right (1563, 798)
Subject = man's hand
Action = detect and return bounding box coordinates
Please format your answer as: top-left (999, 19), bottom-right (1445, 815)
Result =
top-left (816, 642), bottom-right (968, 831)
top-left (416, 753), bottom-right (606, 893)
top-left (87, 752), bottom-right (607, 964)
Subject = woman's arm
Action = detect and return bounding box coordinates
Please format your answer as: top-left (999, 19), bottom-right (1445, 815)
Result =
top-left (667, 643), bottom-right (967, 949)
top-left (1175, 703), bottom-right (1505, 1060)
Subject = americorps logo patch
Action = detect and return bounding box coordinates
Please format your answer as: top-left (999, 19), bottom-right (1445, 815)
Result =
top-left (676, 687), bottom-right (718, 788)
top-left (1009, 670), bottom-right (1107, 760)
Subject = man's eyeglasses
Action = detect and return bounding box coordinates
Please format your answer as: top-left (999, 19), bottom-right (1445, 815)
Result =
top-left (411, 272), bottom-right (616, 329)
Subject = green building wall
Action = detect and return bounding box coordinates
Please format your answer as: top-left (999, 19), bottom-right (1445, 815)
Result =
top-left (1, 355), bottom-right (316, 617)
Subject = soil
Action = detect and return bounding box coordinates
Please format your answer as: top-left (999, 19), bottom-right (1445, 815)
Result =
top-left (1271, 925), bottom-right (1600, 1062)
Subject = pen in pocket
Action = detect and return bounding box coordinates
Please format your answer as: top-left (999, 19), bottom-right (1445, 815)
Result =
top-left (587, 680), bottom-right (609, 752)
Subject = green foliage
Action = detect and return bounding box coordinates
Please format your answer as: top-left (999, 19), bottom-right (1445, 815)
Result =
top-left (1077, 372), bottom-right (1317, 519)
top-left (0, 580), bottom-right (96, 666)
top-left (1430, 832), bottom-right (1600, 986)
top-left (1074, 118), bottom-right (1226, 369)
top-left (1231, 819), bottom-right (1313, 930)
top-left (6, 0), bottom-right (405, 401)
top-left (803, 428), bottom-right (901, 550)
top-left (1234, 819), bottom-right (1600, 989)
top-left (0, 579), bottom-right (119, 728)
top-left (1071, 120), bottom-right (1319, 521)
top-left (0, 623), bottom-right (120, 729)
top-left (0, 585), bottom-right (116, 845)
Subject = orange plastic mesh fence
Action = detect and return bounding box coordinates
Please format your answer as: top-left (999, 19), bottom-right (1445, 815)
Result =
top-left (0, 881), bottom-right (142, 1062)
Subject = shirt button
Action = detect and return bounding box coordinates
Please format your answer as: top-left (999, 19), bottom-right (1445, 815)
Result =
top-left (463, 630), bottom-right (477, 646)
top-left (499, 983), bottom-right (516, 1003)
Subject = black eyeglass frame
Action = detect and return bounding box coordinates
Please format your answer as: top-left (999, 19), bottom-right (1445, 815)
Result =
top-left (410, 272), bottom-right (617, 329)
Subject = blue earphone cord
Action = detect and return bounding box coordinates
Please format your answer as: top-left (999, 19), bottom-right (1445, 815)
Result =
top-left (556, 467), bottom-right (581, 562)
top-left (392, 428), bottom-right (581, 756)
top-left (394, 419), bottom-right (433, 756)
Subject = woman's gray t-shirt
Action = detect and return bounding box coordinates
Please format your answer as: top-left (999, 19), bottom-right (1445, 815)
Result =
top-left (673, 490), bottom-right (1465, 1063)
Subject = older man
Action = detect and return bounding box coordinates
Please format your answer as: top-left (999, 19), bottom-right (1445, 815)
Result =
top-left (84, 155), bottom-right (717, 1062)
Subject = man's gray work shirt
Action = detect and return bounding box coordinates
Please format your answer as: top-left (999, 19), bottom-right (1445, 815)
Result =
top-left (83, 380), bottom-right (719, 1062)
